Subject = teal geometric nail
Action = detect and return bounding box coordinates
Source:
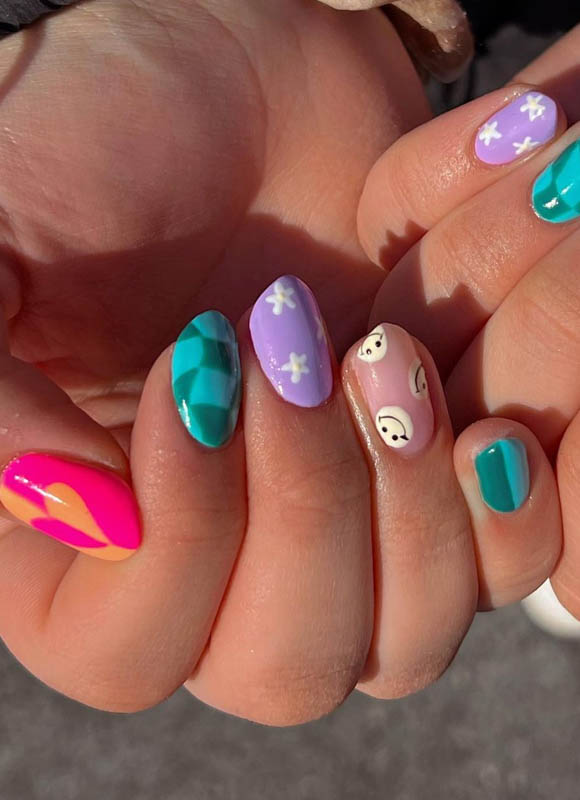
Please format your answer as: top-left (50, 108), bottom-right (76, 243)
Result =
top-left (171, 311), bottom-right (241, 448)
top-left (474, 438), bottom-right (530, 513)
top-left (532, 139), bottom-right (580, 223)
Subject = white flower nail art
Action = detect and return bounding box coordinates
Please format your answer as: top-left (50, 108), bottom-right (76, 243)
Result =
top-left (281, 352), bottom-right (310, 384)
top-left (478, 121), bottom-right (502, 146)
top-left (375, 406), bottom-right (414, 449)
top-left (358, 325), bottom-right (388, 363)
top-left (512, 136), bottom-right (540, 155)
top-left (520, 94), bottom-right (546, 122)
top-left (409, 358), bottom-right (429, 399)
top-left (266, 280), bottom-right (297, 315)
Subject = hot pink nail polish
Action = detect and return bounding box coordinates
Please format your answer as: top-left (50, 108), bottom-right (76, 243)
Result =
top-left (0, 453), bottom-right (141, 560)
top-left (352, 324), bottom-right (434, 456)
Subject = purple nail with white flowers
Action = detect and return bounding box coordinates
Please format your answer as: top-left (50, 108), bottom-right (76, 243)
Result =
top-left (475, 92), bottom-right (557, 166)
top-left (249, 275), bottom-right (333, 408)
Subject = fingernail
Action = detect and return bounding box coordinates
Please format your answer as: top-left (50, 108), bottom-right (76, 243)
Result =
top-left (172, 310), bottom-right (241, 448)
top-left (532, 139), bottom-right (580, 223)
top-left (352, 323), bottom-right (434, 456)
top-left (475, 92), bottom-right (557, 166)
top-left (249, 276), bottom-right (333, 408)
top-left (475, 438), bottom-right (530, 513)
top-left (0, 453), bottom-right (141, 560)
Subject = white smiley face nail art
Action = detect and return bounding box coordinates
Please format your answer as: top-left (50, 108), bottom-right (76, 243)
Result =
top-left (375, 406), bottom-right (414, 449)
top-left (358, 325), bottom-right (387, 363)
top-left (409, 357), bottom-right (429, 399)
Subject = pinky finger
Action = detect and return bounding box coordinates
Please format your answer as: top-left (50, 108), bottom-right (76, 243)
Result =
top-left (454, 419), bottom-right (561, 610)
top-left (551, 412), bottom-right (580, 618)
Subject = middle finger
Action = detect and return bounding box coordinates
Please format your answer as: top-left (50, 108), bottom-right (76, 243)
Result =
top-left (370, 126), bottom-right (580, 377)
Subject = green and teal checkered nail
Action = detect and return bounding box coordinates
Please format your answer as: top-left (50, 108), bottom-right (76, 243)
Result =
top-left (532, 139), bottom-right (580, 223)
top-left (475, 438), bottom-right (530, 514)
top-left (172, 311), bottom-right (241, 448)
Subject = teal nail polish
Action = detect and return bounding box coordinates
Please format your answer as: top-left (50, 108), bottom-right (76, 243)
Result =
top-left (475, 438), bottom-right (530, 513)
top-left (171, 311), bottom-right (241, 448)
top-left (532, 139), bottom-right (580, 223)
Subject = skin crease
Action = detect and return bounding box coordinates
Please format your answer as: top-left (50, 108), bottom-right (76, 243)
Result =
top-left (0, 0), bottom-right (430, 457)
top-left (0, 0), bottom-right (572, 722)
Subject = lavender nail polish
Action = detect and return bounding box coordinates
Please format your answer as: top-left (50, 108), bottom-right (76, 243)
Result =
top-left (249, 275), bottom-right (333, 408)
top-left (475, 92), bottom-right (557, 166)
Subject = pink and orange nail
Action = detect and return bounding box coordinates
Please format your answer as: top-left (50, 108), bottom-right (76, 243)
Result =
top-left (0, 453), bottom-right (141, 561)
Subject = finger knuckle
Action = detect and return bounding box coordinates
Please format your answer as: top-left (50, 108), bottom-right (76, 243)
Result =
top-left (223, 656), bottom-right (363, 726)
top-left (360, 649), bottom-right (457, 701)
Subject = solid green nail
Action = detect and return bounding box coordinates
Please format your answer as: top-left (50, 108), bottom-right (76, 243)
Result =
top-left (474, 438), bottom-right (530, 513)
top-left (532, 138), bottom-right (580, 223)
top-left (171, 310), bottom-right (241, 448)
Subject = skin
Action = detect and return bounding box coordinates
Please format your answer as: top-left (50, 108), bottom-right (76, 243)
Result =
top-left (359, 25), bottom-right (580, 618)
top-left (0, 0), bottom-right (435, 720)
top-left (0, 0), bottom-right (572, 725)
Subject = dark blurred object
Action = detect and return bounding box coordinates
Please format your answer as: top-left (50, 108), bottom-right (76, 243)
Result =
top-left (386, 0), bottom-right (474, 83)
top-left (423, 0), bottom-right (580, 111)
top-left (462, 0), bottom-right (579, 41)
top-left (0, 0), bottom-right (76, 35)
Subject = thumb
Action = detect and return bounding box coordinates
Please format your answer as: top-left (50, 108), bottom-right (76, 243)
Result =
top-left (0, 316), bottom-right (141, 561)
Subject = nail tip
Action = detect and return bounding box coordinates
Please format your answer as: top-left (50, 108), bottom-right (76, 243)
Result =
top-left (0, 452), bottom-right (142, 559)
top-left (475, 92), bottom-right (558, 166)
top-left (250, 275), bottom-right (333, 409)
top-left (475, 437), bottom-right (530, 514)
top-left (172, 310), bottom-right (241, 447)
top-left (531, 138), bottom-right (580, 224)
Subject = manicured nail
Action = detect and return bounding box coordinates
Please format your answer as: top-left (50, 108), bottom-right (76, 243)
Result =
top-left (172, 310), bottom-right (241, 448)
top-left (249, 276), bottom-right (332, 408)
top-left (352, 323), bottom-right (434, 456)
top-left (0, 453), bottom-right (141, 560)
top-left (532, 139), bottom-right (580, 224)
top-left (475, 92), bottom-right (557, 166)
top-left (475, 438), bottom-right (530, 513)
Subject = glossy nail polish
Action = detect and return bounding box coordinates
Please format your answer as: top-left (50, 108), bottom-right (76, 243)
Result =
top-left (172, 310), bottom-right (241, 448)
top-left (475, 438), bottom-right (530, 513)
top-left (532, 139), bottom-right (580, 223)
top-left (352, 323), bottom-right (434, 456)
top-left (0, 453), bottom-right (141, 560)
top-left (475, 92), bottom-right (557, 166)
top-left (249, 276), bottom-right (333, 408)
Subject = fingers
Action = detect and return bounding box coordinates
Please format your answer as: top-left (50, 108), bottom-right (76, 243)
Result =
top-left (446, 229), bottom-right (580, 451)
top-left (549, 411), bottom-right (580, 618)
top-left (342, 324), bottom-right (478, 698)
top-left (454, 420), bottom-right (561, 610)
top-left (358, 85), bottom-right (565, 269)
top-left (342, 322), bottom-right (562, 700)
top-left (0, 311), bottom-right (247, 712)
top-left (368, 123), bottom-right (580, 375)
top-left (187, 277), bottom-right (374, 726)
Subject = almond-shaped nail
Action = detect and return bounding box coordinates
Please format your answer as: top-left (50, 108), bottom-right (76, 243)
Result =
top-left (172, 310), bottom-right (241, 448)
top-left (532, 138), bottom-right (580, 224)
top-left (352, 323), bottom-right (434, 456)
top-left (475, 92), bottom-right (557, 166)
top-left (475, 438), bottom-right (530, 513)
top-left (0, 453), bottom-right (141, 560)
top-left (249, 276), bottom-right (333, 408)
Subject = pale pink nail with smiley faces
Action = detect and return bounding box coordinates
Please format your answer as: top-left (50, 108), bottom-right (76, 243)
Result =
top-left (352, 323), bottom-right (434, 456)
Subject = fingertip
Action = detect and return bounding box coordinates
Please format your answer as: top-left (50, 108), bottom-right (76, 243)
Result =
top-left (454, 418), bottom-right (561, 608)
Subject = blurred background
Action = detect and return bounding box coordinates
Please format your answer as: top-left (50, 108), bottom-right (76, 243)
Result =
top-left (1, 4), bottom-right (579, 799)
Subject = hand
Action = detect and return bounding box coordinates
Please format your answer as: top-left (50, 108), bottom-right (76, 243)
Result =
top-left (2, 269), bottom-right (559, 725)
top-left (357, 25), bottom-right (580, 610)
top-left (0, 0), bottom-right (434, 720)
